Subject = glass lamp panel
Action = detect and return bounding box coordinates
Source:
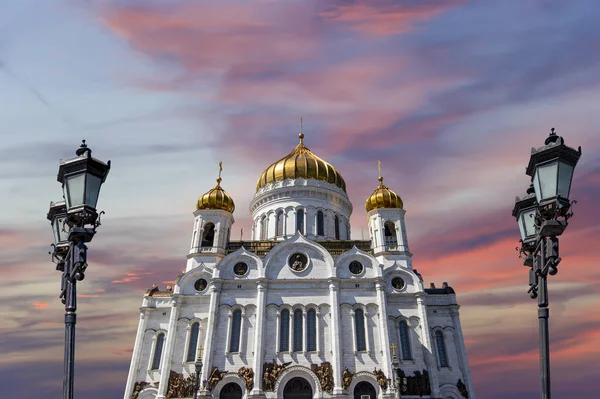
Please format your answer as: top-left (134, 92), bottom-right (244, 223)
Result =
top-left (57, 215), bottom-right (71, 243)
top-left (523, 208), bottom-right (536, 238)
top-left (52, 219), bottom-right (61, 245)
top-left (533, 162), bottom-right (558, 202)
top-left (65, 174), bottom-right (85, 209)
top-left (85, 174), bottom-right (102, 208)
top-left (518, 215), bottom-right (527, 241)
top-left (557, 162), bottom-right (575, 199)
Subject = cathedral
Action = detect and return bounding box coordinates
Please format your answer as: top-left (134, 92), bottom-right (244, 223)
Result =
top-left (123, 133), bottom-right (474, 399)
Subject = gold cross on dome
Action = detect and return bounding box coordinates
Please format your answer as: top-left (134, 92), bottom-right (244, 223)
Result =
top-left (378, 160), bottom-right (382, 177)
top-left (390, 343), bottom-right (397, 356)
top-left (218, 161), bottom-right (223, 179)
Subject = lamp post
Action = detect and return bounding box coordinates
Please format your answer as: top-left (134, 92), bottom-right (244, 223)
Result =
top-left (47, 140), bottom-right (110, 399)
top-left (512, 128), bottom-right (581, 399)
top-left (193, 347), bottom-right (203, 399)
top-left (390, 344), bottom-right (401, 398)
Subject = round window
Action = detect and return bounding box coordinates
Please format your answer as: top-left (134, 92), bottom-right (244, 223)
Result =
top-left (349, 260), bottom-right (364, 275)
top-left (288, 252), bottom-right (308, 272)
top-left (391, 277), bottom-right (405, 290)
top-left (194, 278), bottom-right (208, 292)
top-left (234, 262), bottom-right (248, 276)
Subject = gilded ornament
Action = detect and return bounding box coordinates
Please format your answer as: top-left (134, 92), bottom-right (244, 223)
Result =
top-left (196, 162), bottom-right (235, 213)
top-left (256, 130), bottom-right (346, 192)
top-left (365, 163), bottom-right (403, 211)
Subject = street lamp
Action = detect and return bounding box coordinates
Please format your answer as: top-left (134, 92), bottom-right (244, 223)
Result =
top-left (47, 140), bottom-right (110, 399)
top-left (512, 128), bottom-right (581, 399)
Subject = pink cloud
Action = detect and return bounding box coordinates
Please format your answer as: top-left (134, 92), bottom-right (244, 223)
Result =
top-left (319, 0), bottom-right (465, 37)
top-left (33, 302), bottom-right (49, 310)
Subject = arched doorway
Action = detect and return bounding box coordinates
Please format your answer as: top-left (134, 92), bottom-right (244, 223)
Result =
top-left (219, 382), bottom-right (242, 399)
top-left (283, 377), bottom-right (312, 399)
top-left (354, 381), bottom-right (376, 399)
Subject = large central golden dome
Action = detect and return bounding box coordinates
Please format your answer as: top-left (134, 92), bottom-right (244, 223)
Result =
top-left (256, 133), bottom-right (346, 192)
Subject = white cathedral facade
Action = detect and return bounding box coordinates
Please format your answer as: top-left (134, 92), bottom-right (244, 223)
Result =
top-left (124, 134), bottom-right (474, 399)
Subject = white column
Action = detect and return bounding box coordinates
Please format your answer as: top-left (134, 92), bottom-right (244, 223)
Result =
top-left (239, 309), bottom-right (246, 354)
top-left (200, 283), bottom-right (221, 393)
top-left (157, 298), bottom-right (180, 398)
top-left (416, 294), bottom-right (441, 398)
top-left (328, 279), bottom-right (343, 394)
top-left (350, 309), bottom-right (357, 353)
top-left (267, 212), bottom-right (277, 240)
top-left (275, 311), bottom-right (281, 353)
top-left (289, 310), bottom-right (294, 351)
top-left (398, 211), bottom-right (410, 253)
top-left (375, 279), bottom-right (393, 391)
top-left (451, 305), bottom-right (476, 399)
top-left (305, 207), bottom-right (315, 238)
top-left (123, 308), bottom-right (149, 399)
top-left (251, 279), bottom-right (268, 395)
top-left (225, 310), bottom-right (233, 354)
top-left (316, 308), bottom-right (321, 355)
top-left (365, 309), bottom-right (371, 353)
top-left (302, 309), bottom-right (307, 353)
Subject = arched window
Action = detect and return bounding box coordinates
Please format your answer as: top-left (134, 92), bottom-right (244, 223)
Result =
top-left (276, 211), bottom-right (284, 237)
top-left (384, 221), bottom-right (397, 248)
top-left (355, 309), bottom-right (366, 351)
top-left (260, 216), bottom-right (267, 240)
top-left (307, 309), bottom-right (316, 351)
top-left (399, 320), bottom-right (412, 360)
top-left (279, 309), bottom-right (290, 352)
top-left (334, 215), bottom-right (340, 240)
top-left (293, 309), bottom-right (303, 351)
top-left (229, 310), bottom-right (242, 352)
top-left (186, 322), bottom-right (200, 362)
top-left (296, 209), bottom-right (304, 234)
top-left (201, 223), bottom-right (215, 247)
top-left (151, 333), bottom-right (164, 370)
top-left (435, 330), bottom-right (448, 367)
top-left (316, 211), bottom-right (324, 236)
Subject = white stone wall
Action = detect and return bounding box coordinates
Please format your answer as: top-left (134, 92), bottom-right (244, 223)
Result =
top-left (124, 181), bottom-right (474, 398)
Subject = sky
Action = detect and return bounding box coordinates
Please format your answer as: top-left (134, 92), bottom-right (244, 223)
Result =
top-left (1, 0), bottom-right (599, 398)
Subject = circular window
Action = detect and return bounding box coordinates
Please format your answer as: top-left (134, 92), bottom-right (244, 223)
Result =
top-left (288, 252), bottom-right (308, 272)
top-left (233, 262), bottom-right (248, 276)
top-left (391, 277), bottom-right (405, 290)
top-left (194, 278), bottom-right (208, 292)
top-left (349, 260), bottom-right (364, 275)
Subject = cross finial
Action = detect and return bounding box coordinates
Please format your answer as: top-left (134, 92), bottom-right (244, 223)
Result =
top-left (378, 160), bottom-right (383, 184)
top-left (217, 161), bottom-right (223, 184)
top-left (390, 343), bottom-right (397, 356)
top-left (241, 228), bottom-right (244, 241)
top-left (299, 117), bottom-right (304, 144)
top-left (198, 346), bottom-right (204, 359)
top-left (550, 127), bottom-right (556, 136)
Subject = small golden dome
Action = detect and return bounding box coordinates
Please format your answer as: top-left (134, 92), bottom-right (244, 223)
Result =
top-left (365, 176), bottom-right (403, 212)
top-left (256, 131), bottom-right (346, 192)
top-left (197, 163), bottom-right (235, 213)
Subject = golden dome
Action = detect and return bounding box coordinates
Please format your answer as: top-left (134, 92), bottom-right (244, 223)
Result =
top-left (256, 132), bottom-right (346, 192)
top-left (365, 176), bottom-right (403, 212)
top-left (196, 163), bottom-right (235, 213)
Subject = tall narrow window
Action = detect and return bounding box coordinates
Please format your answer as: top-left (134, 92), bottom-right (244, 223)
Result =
top-left (201, 223), bottom-right (215, 247)
top-left (296, 209), bottom-right (304, 234)
top-left (316, 211), bottom-right (324, 236)
top-left (151, 333), bottom-right (164, 370)
top-left (186, 322), bottom-right (200, 362)
top-left (293, 309), bottom-right (303, 351)
top-left (334, 215), bottom-right (340, 239)
top-left (355, 309), bottom-right (366, 351)
top-left (230, 310), bottom-right (242, 352)
top-left (280, 309), bottom-right (290, 351)
top-left (435, 330), bottom-right (448, 367)
top-left (399, 320), bottom-right (412, 360)
top-left (260, 216), bottom-right (267, 240)
top-left (384, 221), bottom-right (397, 248)
top-left (276, 211), bottom-right (284, 237)
top-left (307, 309), bottom-right (316, 351)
